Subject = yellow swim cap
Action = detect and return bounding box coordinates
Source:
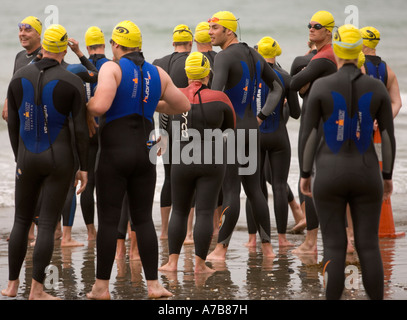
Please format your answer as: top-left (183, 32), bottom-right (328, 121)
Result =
top-left (20, 16), bottom-right (42, 35)
top-left (185, 51), bottom-right (211, 80)
top-left (333, 24), bottom-right (363, 60)
top-left (257, 36), bottom-right (282, 59)
top-left (310, 10), bottom-right (335, 32)
top-left (360, 26), bottom-right (380, 49)
top-left (111, 20), bottom-right (142, 48)
top-left (194, 22), bottom-right (211, 43)
top-left (42, 24), bottom-right (68, 53)
top-left (173, 24), bottom-right (193, 43)
top-left (357, 51), bottom-right (365, 69)
top-left (85, 26), bottom-right (105, 46)
top-left (209, 11), bottom-right (238, 33)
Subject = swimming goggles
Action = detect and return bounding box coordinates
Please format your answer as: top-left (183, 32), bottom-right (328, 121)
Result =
top-left (208, 17), bottom-right (238, 23)
top-left (307, 23), bottom-right (325, 30)
top-left (18, 23), bottom-right (33, 30)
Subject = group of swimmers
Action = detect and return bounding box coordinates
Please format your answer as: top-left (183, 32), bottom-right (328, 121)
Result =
top-left (0, 8), bottom-right (401, 300)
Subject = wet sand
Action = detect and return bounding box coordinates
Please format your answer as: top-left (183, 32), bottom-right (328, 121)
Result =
top-left (1, 195), bottom-right (406, 303)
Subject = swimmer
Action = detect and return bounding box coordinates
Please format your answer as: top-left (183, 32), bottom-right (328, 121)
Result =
top-left (3, 24), bottom-right (89, 300)
top-left (159, 52), bottom-right (235, 274)
top-left (86, 20), bottom-right (190, 300)
top-left (290, 10), bottom-right (337, 255)
top-left (299, 25), bottom-right (395, 300)
top-left (206, 11), bottom-right (283, 261)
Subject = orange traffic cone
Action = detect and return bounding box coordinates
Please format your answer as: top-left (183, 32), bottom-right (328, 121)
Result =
top-left (374, 130), bottom-right (405, 238)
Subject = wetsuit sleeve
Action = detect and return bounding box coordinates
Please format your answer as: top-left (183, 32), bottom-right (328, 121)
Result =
top-left (70, 78), bottom-right (90, 171)
top-left (375, 85), bottom-right (396, 179)
top-left (210, 52), bottom-right (231, 92)
top-left (257, 62), bottom-right (284, 120)
top-left (298, 84), bottom-right (322, 178)
top-left (77, 57), bottom-right (99, 83)
top-left (6, 78), bottom-right (22, 160)
top-left (286, 80), bottom-right (301, 119)
top-left (290, 58), bottom-right (335, 92)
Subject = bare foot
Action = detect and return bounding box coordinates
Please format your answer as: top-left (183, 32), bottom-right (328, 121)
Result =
top-left (183, 237), bottom-right (194, 245)
top-left (147, 280), bottom-right (173, 299)
top-left (159, 254), bottom-right (179, 272)
top-left (244, 234), bottom-right (257, 247)
top-left (61, 238), bottom-right (84, 247)
top-left (194, 257), bottom-right (216, 274)
top-left (158, 262), bottom-right (178, 272)
top-left (86, 280), bottom-right (111, 300)
top-left (292, 241), bottom-right (317, 254)
top-left (206, 244), bottom-right (227, 261)
top-left (290, 218), bottom-right (306, 234)
top-left (278, 235), bottom-right (295, 247)
top-left (261, 243), bottom-right (276, 259)
top-left (1, 280), bottom-right (19, 297)
top-left (86, 224), bottom-right (97, 241)
top-left (29, 280), bottom-right (61, 300)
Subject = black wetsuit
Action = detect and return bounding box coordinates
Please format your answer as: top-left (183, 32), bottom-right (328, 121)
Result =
top-left (168, 82), bottom-right (235, 259)
top-left (290, 43), bottom-right (337, 231)
top-left (7, 58), bottom-right (89, 284)
top-left (12, 47), bottom-right (42, 74)
top-left (210, 42), bottom-right (283, 246)
top-left (246, 62), bottom-right (300, 235)
top-left (59, 59), bottom-right (98, 228)
top-left (80, 54), bottom-right (110, 227)
top-left (299, 64), bottom-right (395, 300)
top-left (153, 52), bottom-right (190, 209)
top-left (94, 52), bottom-right (161, 281)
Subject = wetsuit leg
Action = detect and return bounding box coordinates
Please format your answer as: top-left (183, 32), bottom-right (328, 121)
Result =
top-left (117, 193), bottom-right (129, 240)
top-left (168, 163), bottom-right (196, 255)
top-left (80, 135), bottom-right (98, 225)
top-left (313, 170), bottom-right (384, 300)
top-left (126, 164), bottom-right (158, 281)
top-left (8, 143), bottom-right (74, 283)
top-left (267, 137), bottom-right (290, 234)
top-left (61, 177), bottom-right (77, 227)
top-left (160, 140), bottom-right (172, 208)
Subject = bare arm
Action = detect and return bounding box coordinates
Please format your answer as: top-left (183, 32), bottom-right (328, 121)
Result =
top-left (386, 65), bottom-right (402, 118)
top-left (87, 61), bottom-right (121, 116)
top-left (155, 67), bottom-right (190, 115)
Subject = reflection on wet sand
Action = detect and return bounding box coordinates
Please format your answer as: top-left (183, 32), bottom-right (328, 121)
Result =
top-left (1, 200), bottom-right (406, 301)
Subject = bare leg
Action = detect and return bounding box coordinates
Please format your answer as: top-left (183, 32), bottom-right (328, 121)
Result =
top-left (158, 254), bottom-right (179, 272)
top-left (86, 223), bottom-right (97, 241)
top-left (184, 208), bottom-right (194, 245)
top-left (129, 231), bottom-right (140, 260)
top-left (160, 206), bottom-right (171, 240)
top-left (61, 226), bottom-right (84, 247)
top-left (292, 228), bottom-right (318, 254)
top-left (244, 233), bottom-right (257, 247)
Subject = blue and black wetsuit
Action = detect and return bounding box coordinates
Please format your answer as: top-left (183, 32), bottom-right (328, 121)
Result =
top-left (7, 57), bottom-right (89, 284)
top-left (246, 62), bottom-right (300, 235)
top-left (94, 52), bottom-right (162, 281)
top-left (168, 81), bottom-right (235, 260)
top-left (299, 64), bottom-right (395, 300)
top-left (210, 42), bottom-right (283, 246)
top-left (363, 55), bottom-right (388, 85)
top-left (153, 52), bottom-right (190, 209)
top-left (290, 43), bottom-right (337, 231)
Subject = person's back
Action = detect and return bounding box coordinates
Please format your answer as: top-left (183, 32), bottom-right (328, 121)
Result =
top-left (299, 25), bottom-right (395, 300)
top-left (86, 20), bottom-right (190, 300)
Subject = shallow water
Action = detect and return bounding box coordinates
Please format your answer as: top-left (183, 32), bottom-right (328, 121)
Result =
top-left (1, 197), bottom-right (406, 302)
